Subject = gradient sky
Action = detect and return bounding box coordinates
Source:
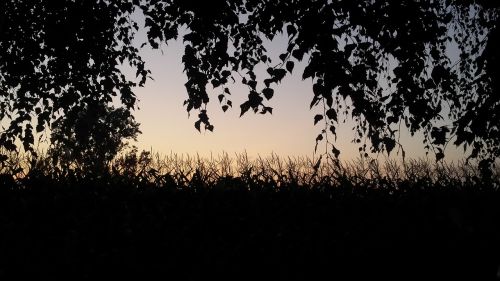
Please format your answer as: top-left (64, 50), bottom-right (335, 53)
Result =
top-left (127, 40), bottom-right (465, 162)
top-left (118, 13), bottom-right (468, 162)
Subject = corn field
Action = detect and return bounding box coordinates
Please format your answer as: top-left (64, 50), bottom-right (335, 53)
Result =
top-left (1, 149), bottom-right (499, 280)
top-left (1, 149), bottom-right (498, 190)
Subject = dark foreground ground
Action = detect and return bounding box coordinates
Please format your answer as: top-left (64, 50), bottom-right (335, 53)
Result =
top-left (1, 176), bottom-right (499, 280)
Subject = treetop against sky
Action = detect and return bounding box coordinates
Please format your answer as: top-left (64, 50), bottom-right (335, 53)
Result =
top-left (0, 0), bottom-right (499, 165)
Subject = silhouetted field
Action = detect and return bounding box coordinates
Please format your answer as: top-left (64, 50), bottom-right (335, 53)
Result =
top-left (1, 152), bottom-right (499, 280)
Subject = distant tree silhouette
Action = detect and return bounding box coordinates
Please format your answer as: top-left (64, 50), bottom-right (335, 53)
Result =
top-left (48, 102), bottom-right (140, 173)
top-left (0, 0), bottom-right (499, 165)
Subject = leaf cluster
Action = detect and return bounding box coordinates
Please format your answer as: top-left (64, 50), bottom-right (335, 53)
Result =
top-left (1, 0), bottom-right (499, 163)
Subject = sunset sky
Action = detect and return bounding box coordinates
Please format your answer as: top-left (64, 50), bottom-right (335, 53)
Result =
top-left (126, 28), bottom-right (467, 163)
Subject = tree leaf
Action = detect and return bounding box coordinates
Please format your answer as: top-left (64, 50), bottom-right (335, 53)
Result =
top-left (310, 96), bottom-right (320, 109)
top-left (332, 145), bottom-right (340, 158)
top-left (384, 137), bottom-right (396, 155)
top-left (329, 125), bottom-right (336, 136)
top-left (194, 120), bottom-right (201, 132)
top-left (261, 106), bottom-right (273, 114)
top-left (273, 69), bottom-right (287, 82)
top-left (264, 78), bottom-right (273, 88)
top-left (240, 101), bottom-right (251, 117)
top-left (431, 65), bottom-right (446, 84)
top-left (286, 61), bottom-right (294, 73)
top-left (303, 64), bottom-right (314, 80)
top-left (262, 88), bottom-right (274, 100)
top-left (286, 24), bottom-right (297, 37)
top-left (292, 49), bottom-right (304, 61)
top-left (326, 108), bottom-right (337, 121)
top-left (314, 114), bottom-right (323, 125)
top-left (247, 80), bottom-right (257, 89)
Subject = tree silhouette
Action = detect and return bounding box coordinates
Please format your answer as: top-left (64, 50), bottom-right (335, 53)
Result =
top-left (1, 0), bottom-right (499, 164)
top-left (48, 102), bottom-right (140, 173)
top-left (0, 0), bottom-right (145, 162)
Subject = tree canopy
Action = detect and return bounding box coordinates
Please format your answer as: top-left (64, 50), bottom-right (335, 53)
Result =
top-left (1, 0), bottom-right (499, 165)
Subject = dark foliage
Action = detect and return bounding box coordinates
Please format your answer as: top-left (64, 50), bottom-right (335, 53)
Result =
top-left (0, 0), bottom-right (144, 160)
top-left (0, 152), bottom-right (499, 279)
top-left (48, 103), bottom-right (140, 173)
top-left (0, 164), bottom-right (499, 280)
top-left (1, 0), bottom-right (500, 163)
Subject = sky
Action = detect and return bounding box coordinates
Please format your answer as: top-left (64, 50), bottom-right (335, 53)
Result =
top-left (0, 10), bottom-right (468, 163)
top-left (127, 25), bottom-right (468, 163)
